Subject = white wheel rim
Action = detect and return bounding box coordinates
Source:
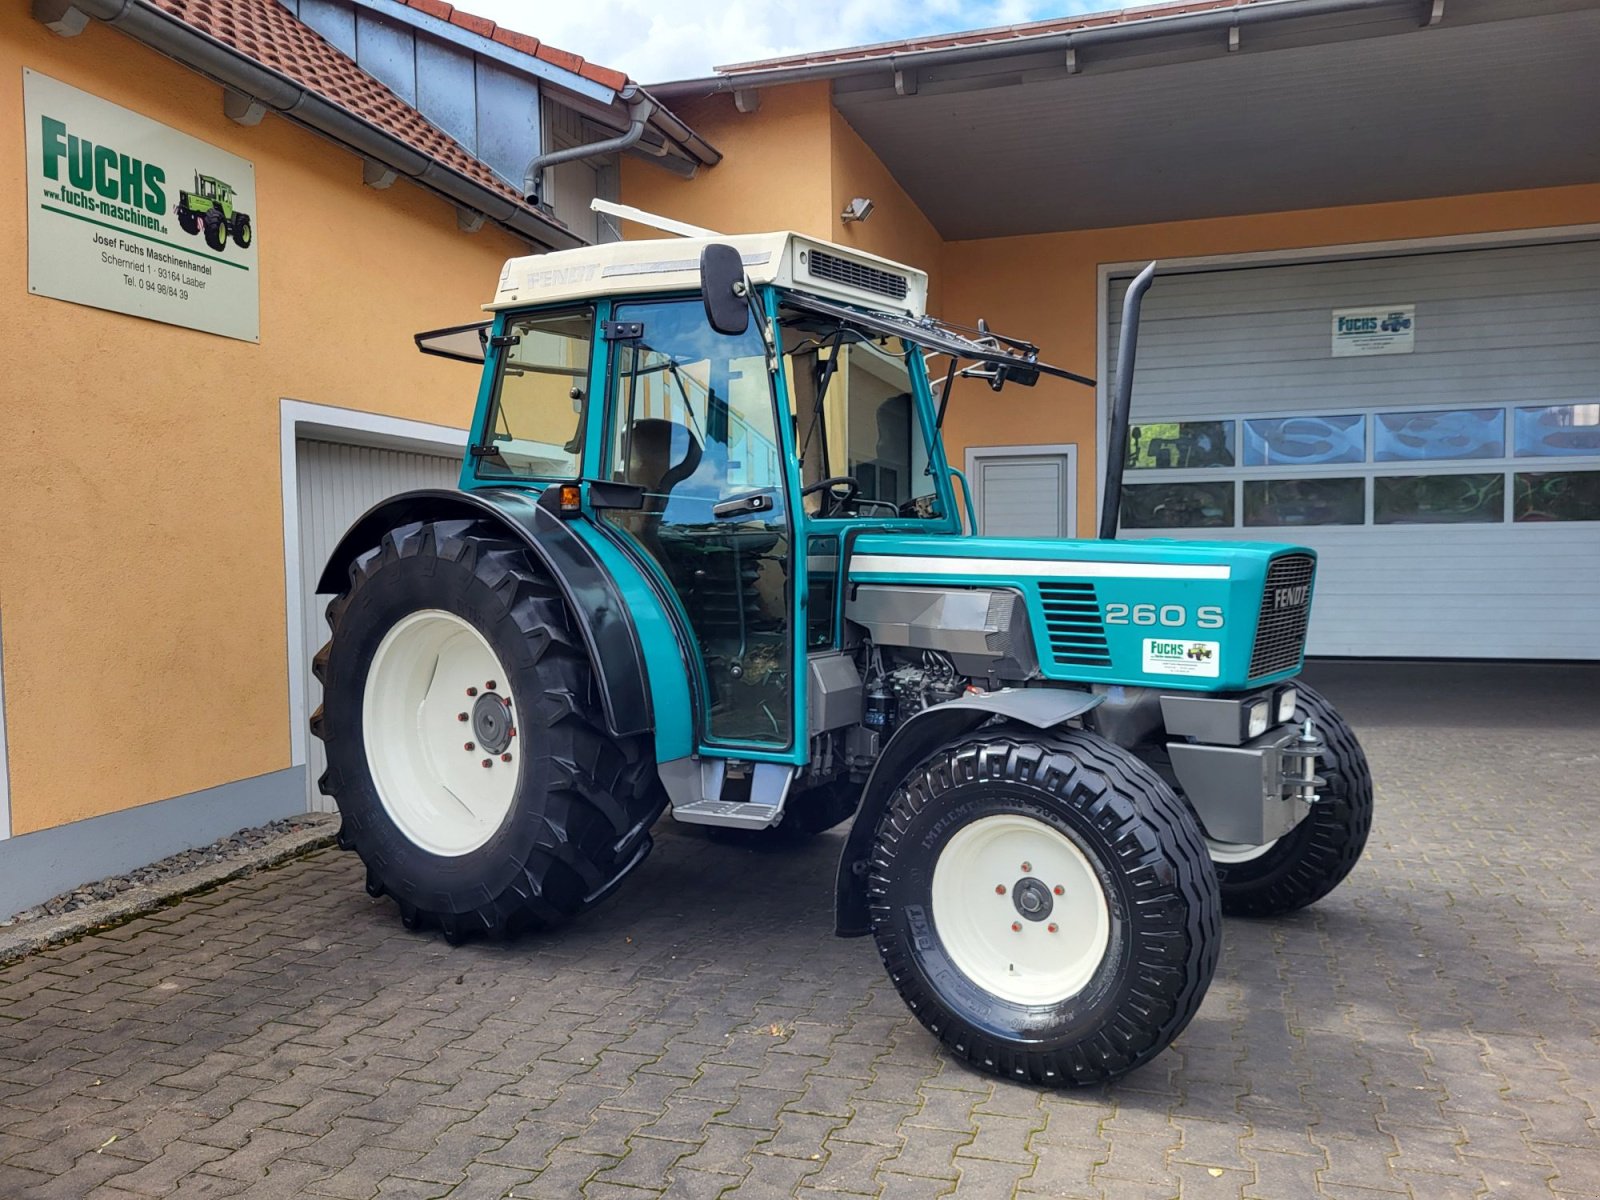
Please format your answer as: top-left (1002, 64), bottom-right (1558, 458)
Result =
top-left (362, 609), bottom-right (520, 857)
top-left (1206, 837), bottom-right (1279, 864)
top-left (930, 814), bottom-right (1112, 1007)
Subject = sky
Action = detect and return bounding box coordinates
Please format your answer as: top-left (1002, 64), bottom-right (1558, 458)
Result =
top-left (462, 1), bottom-right (1137, 85)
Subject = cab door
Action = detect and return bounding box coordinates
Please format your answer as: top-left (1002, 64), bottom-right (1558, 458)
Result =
top-left (596, 297), bottom-right (801, 756)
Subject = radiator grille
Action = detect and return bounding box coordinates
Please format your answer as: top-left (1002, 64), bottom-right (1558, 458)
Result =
top-left (1038, 582), bottom-right (1112, 668)
top-left (807, 250), bottom-right (909, 301)
top-left (1249, 554), bottom-right (1316, 679)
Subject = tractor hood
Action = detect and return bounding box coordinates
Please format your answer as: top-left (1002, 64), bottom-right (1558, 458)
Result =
top-left (844, 533), bottom-right (1316, 692)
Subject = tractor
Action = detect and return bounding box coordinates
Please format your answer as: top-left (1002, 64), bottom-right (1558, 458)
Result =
top-left (312, 203), bottom-right (1373, 1085)
top-left (174, 171), bottom-right (252, 252)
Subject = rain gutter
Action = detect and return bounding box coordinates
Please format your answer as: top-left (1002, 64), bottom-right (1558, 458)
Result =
top-left (647, 0), bottom-right (1416, 96)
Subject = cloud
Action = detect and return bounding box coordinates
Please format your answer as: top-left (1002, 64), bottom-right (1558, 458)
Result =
top-left (461, 0), bottom-right (1125, 84)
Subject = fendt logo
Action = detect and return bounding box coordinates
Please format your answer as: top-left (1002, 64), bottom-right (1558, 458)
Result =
top-left (1273, 585), bottom-right (1310, 610)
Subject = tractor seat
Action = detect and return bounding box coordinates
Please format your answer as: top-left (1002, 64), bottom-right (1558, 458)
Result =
top-left (626, 418), bottom-right (703, 511)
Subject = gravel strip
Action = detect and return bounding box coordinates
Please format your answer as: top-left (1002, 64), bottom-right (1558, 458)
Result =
top-left (0, 814), bottom-right (340, 963)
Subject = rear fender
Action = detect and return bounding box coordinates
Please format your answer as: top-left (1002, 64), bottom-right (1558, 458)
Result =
top-left (316, 487), bottom-right (652, 740)
top-left (833, 687), bottom-right (1104, 936)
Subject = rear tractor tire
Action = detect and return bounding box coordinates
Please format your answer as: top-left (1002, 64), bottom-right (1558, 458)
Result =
top-left (1205, 683), bottom-right (1372, 917)
top-left (230, 213), bottom-right (252, 248)
top-left (869, 728), bottom-right (1221, 1085)
top-left (311, 519), bottom-right (665, 942)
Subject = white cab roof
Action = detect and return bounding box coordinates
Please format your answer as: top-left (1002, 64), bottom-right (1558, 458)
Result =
top-left (488, 231), bottom-right (928, 319)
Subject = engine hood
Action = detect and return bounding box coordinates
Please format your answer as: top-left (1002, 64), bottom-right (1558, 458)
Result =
top-left (843, 532), bottom-right (1316, 691)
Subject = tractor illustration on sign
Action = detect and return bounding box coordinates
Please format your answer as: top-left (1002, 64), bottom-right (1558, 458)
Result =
top-left (1380, 311), bottom-right (1412, 333)
top-left (311, 201), bottom-right (1374, 1086)
top-left (174, 171), bottom-right (251, 252)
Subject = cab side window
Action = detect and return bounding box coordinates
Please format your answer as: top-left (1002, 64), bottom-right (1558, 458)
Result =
top-left (476, 308), bottom-right (593, 479)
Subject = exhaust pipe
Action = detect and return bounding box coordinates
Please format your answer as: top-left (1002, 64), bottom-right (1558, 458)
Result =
top-left (1099, 261), bottom-right (1156, 540)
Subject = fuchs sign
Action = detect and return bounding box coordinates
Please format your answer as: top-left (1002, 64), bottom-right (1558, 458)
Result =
top-left (1331, 303), bottom-right (1414, 358)
top-left (24, 70), bottom-right (259, 342)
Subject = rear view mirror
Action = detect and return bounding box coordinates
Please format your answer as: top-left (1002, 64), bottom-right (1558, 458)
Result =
top-left (700, 243), bottom-right (751, 337)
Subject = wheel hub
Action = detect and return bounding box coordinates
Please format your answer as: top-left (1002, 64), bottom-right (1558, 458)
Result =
top-left (472, 692), bottom-right (514, 754)
top-left (1011, 876), bottom-right (1054, 922)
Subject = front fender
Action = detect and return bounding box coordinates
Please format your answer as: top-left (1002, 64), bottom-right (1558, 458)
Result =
top-left (316, 487), bottom-right (652, 740)
top-left (833, 687), bottom-right (1104, 936)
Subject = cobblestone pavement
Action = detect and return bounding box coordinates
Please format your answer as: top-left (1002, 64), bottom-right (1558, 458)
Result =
top-left (1, 663), bottom-right (1596, 1199)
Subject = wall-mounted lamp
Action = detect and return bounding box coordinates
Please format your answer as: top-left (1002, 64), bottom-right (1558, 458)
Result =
top-left (840, 197), bottom-right (875, 224)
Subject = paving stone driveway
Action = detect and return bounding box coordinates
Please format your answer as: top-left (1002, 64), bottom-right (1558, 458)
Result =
top-left (1, 662), bottom-right (1597, 1200)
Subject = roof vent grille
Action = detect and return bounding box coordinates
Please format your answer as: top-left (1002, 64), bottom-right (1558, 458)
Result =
top-left (807, 250), bottom-right (909, 301)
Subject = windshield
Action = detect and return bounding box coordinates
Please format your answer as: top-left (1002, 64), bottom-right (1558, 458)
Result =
top-left (779, 301), bottom-right (946, 521)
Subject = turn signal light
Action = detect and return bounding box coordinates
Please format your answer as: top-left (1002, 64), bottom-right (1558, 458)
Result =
top-left (558, 484), bottom-right (582, 515)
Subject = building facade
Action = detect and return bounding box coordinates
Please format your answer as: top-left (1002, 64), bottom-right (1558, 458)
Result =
top-left (0, 0), bottom-right (712, 914)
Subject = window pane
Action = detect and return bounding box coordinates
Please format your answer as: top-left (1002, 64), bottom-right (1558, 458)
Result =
top-left (1243, 413), bottom-right (1365, 466)
top-left (1373, 474), bottom-right (1504, 524)
top-left (1374, 408), bottom-right (1504, 461)
top-left (1121, 481), bottom-right (1234, 529)
top-left (476, 309), bottom-right (591, 479)
top-left (1126, 421), bottom-right (1234, 469)
top-left (1514, 403), bottom-right (1600, 457)
top-left (1244, 478), bottom-right (1364, 526)
top-left (1514, 471), bottom-right (1600, 522)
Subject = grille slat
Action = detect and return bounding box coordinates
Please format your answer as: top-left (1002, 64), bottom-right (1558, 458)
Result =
top-left (1249, 554), bottom-right (1316, 678)
top-left (807, 250), bottom-right (910, 301)
top-left (1038, 582), bottom-right (1112, 666)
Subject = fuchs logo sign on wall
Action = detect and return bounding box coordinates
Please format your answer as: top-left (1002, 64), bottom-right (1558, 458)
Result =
top-left (24, 70), bottom-right (259, 342)
top-left (1331, 304), bottom-right (1414, 358)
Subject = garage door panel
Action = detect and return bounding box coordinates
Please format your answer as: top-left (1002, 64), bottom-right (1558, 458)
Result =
top-left (1108, 239), bottom-right (1600, 659)
top-left (297, 438), bottom-right (463, 812)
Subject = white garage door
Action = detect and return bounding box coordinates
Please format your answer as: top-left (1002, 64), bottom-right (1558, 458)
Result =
top-left (1107, 238), bottom-right (1600, 659)
top-left (967, 447), bottom-right (1077, 538)
top-left (296, 438), bottom-right (463, 811)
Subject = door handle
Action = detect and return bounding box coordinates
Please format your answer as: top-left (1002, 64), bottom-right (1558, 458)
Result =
top-left (712, 490), bottom-right (776, 519)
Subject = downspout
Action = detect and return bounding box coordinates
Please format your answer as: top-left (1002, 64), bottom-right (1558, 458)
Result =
top-left (522, 91), bottom-right (655, 204)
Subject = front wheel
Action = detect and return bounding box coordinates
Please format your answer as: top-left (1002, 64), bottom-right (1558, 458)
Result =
top-left (1206, 684), bottom-right (1373, 917)
top-left (203, 210), bottom-right (227, 251)
top-left (868, 729), bottom-right (1220, 1085)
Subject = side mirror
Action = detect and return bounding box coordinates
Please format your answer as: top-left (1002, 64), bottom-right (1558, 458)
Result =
top-left (700, 243), bottom-right (751, 337)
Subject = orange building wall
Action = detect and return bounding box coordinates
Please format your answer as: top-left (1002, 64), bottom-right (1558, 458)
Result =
top-left (1, 9), bottom-right (525, 833)
top-left (940, 184), bottom-right (1600, 535)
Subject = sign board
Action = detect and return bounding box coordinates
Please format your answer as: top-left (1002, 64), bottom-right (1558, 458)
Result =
top-left (1331, 304), bottom-right (1414, 358)
top-left (24, 69), bottom-right (259, 342)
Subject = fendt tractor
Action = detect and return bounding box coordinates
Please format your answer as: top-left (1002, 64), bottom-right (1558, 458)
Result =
top-left (312, 202), bottom-right (1373, 1085)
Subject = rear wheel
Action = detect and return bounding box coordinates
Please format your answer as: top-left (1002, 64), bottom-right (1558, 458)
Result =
top-left (1206, 684), bottom-right (1372, 917)
top-left (869, 728), bottom-right (1220, 1085)
top-left (230, 213), bottom-right (252, 248)
top-left (312, 519), bottom-right (665, 941)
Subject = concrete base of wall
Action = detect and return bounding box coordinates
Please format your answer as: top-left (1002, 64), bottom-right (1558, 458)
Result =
top-left (0, 766), bottom-right (305, 919)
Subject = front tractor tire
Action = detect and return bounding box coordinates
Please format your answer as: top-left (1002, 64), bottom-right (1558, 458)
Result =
top-left (311, 519), bottom-right (665, 942)
top-left (1206, 684), bottom-right (1373, 918)
top-left (202, 209), bottom-right (227, 251)
top-left (176, 205), bottom-right (200, 235)
top-left (869, 729), bottom-right (1220, 1085)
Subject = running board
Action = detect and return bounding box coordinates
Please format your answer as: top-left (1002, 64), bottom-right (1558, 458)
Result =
top-left (658, 758), bottom-right (795, 830)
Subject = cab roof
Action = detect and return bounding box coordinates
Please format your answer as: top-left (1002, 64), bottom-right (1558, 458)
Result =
top-left (488, 231), bottom-right (929, 319)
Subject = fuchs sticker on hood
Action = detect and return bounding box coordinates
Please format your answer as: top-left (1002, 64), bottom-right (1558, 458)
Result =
top-left (1142, 638), bottom-right (1221, 678)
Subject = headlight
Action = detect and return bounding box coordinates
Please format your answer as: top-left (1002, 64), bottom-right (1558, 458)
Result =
top-left (1276, 687), bottom-right (1298, 725)
top-left (1247, 699), bottom-right (1271, 740)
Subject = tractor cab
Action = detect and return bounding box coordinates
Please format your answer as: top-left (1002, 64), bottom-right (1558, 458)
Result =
top-left (316, 209), bottom-right (1373, 1086)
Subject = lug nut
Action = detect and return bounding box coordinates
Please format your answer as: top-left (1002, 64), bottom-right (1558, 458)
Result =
top-left (466, 687), bottom-right (478, 697)
top-left (1021, 861), bottom-right (1032, 873)
top-left (501, 753), bottom-right (512, 763)
top-left (481, 759), bottom-right (493, 769)
top-left (1011, 922), bottom-right (1022, 932)
top-left (458, 712), bottom-right (468, 722)
top-left (1054, 885), bottom-right (1064, 896)
top-left (1048, 923), bottom-right (1059, 934)
top-left (995, 885), bottom-right (1005, 895)
top-left (464, 742), bottom-right (475, 751)
top-left (486, 680), bottom-right (497, 691)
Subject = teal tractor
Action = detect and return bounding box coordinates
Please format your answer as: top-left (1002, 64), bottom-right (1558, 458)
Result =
top-left (313, 219), bottom-right (1372, 1085)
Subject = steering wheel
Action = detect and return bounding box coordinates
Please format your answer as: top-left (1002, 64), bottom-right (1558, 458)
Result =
top-left (800, 475), bottom-right (860, 517)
